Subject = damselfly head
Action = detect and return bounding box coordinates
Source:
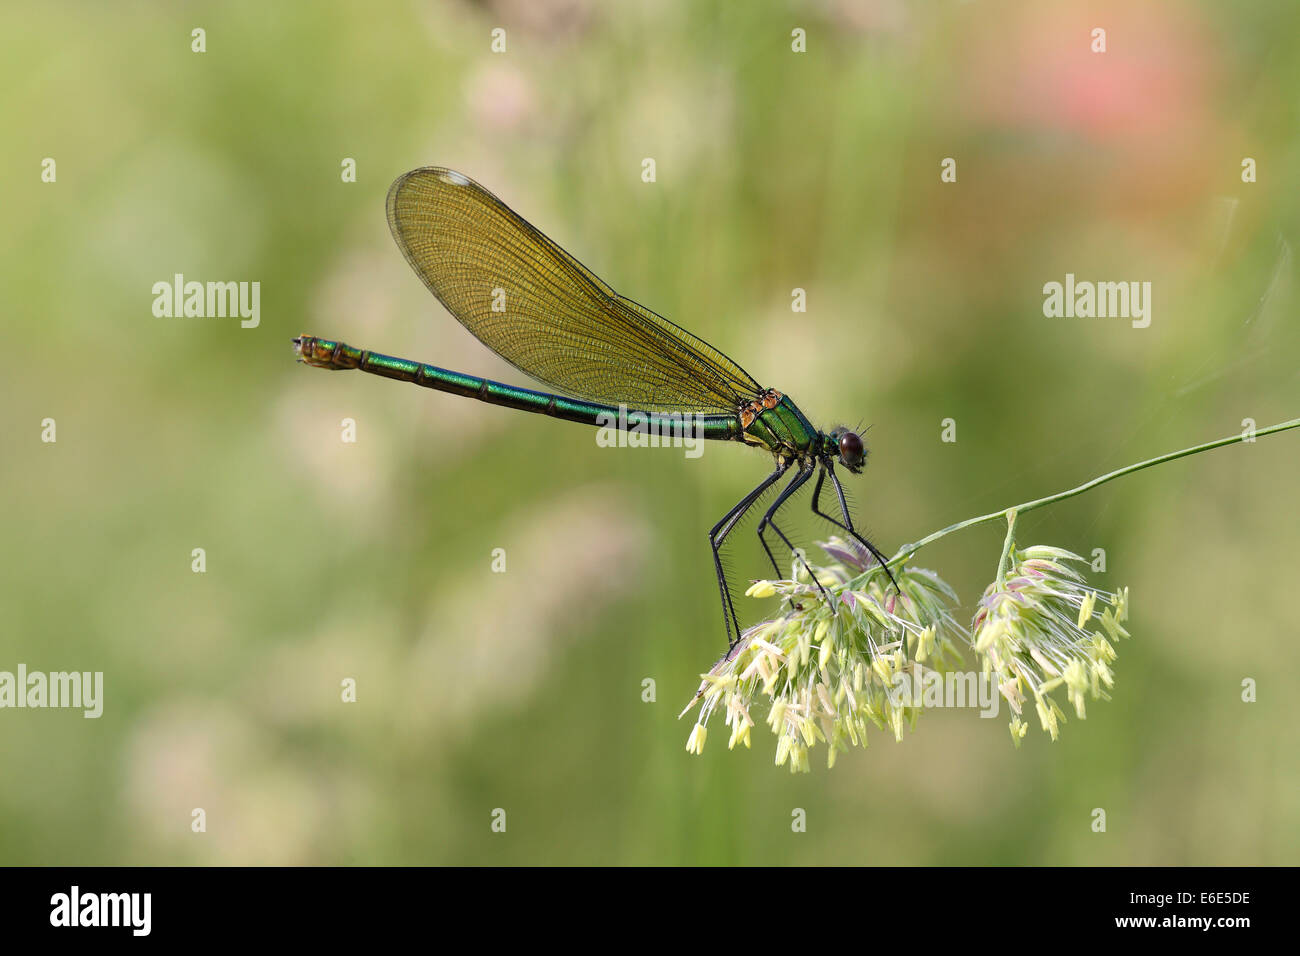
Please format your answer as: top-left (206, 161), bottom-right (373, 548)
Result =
top-left (828, 427), bottom-right (867, 473)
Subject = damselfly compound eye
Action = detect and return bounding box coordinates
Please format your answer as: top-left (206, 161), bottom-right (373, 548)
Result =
top-left (839, 431), bottom-right (866, 470)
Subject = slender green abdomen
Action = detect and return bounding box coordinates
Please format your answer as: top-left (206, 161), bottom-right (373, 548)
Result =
top-left (295, 336), bottom-right (741, 441)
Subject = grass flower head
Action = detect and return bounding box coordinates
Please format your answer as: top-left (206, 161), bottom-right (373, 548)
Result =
top-left (680, 537), bottom-right (966, 772)
top-left (971, 545), bottom-right (1129, 745)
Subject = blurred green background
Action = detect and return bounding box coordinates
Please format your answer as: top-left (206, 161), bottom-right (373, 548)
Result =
top-left (2, 0), bottom-right (1297, 865)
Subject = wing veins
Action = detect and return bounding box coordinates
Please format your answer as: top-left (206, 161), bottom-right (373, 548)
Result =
top-left (385, 168), bottom-right (763, 414)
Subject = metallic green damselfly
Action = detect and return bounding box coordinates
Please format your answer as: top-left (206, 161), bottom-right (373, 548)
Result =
top-left (295, 167), bottom-right (896, 647)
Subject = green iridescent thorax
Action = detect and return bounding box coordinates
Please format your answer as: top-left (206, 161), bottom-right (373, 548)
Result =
top-left (818, 430), bottom-right (842, 458)
top-left (742, 395), bottom-right (823, 458)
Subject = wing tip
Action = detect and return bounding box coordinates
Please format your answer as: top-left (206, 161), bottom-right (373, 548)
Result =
top-left (386, 166), bottom-right (479, 235)
top-left (387, 166), bottom-right (473, 198)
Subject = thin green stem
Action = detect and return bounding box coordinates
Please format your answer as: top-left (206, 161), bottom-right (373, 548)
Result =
top-left (878, 416), bottom-right (1300, 574)
top-left (995, 510), bottom-right (1018, 585)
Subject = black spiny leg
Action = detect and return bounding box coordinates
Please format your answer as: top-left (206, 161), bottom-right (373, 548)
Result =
top-left (756, 462), bottom-right (808, 578)
top-left (810, 461), bottom-right (901, 595)
top-left (710, 461), bottom-right (790, 647)
top-left (756, 460), bottom-right (831, 605)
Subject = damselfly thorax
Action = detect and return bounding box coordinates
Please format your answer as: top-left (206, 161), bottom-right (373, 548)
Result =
top-left (737, 388), bottom-right (823, 461)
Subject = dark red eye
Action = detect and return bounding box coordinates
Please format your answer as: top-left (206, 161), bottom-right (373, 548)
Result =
top-left (839, 431), bottom-right (865, 468)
